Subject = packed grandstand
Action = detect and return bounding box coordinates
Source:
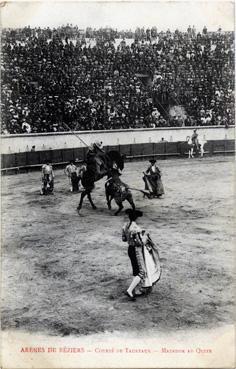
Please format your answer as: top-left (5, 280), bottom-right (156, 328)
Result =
top-left (1, 26), bottom-right (234, 134)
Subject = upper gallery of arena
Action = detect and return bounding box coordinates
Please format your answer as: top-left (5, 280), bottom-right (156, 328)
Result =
top-left (1, 26), bottom-right (234, 134)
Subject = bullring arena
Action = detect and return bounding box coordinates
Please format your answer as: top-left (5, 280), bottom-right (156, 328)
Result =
top-left (2, 154), bottom-right (235, 336)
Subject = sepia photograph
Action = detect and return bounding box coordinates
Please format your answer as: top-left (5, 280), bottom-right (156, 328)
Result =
top-left (0, 1), bottom-right (235, 368)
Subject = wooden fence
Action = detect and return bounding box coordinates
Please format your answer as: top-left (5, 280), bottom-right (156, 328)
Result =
top-left (1, 139), bottom-right (235, 173)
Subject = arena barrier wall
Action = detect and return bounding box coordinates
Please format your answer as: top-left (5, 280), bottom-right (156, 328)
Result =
top-left (1, 139), bottom-right (235, 172)
top-left (1, 126), bottom-right (234, 154)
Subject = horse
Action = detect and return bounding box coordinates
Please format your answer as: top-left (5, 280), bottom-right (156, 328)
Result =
top-left (190, 136), bottom-right (207, 157)
top-left (77, 150), bottom-right (124, 212)
top-left (198, 137), bottom-right (207, 157)
top-left (180, 136), bottom-right (207, 158)
top-left (105, 169), bottom-right (135, 215)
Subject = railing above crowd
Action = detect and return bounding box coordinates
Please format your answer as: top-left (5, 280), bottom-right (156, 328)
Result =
top-left (1, 26), bottom-right (234, 135)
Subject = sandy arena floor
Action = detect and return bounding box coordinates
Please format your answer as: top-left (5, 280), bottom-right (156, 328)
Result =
top-left (1, 156), bottom-right (235, 337)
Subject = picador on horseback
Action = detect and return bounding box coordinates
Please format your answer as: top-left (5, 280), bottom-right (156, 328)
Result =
top-left (86, 141), bottom-right (107, 180)
top-left (77, 141), bottom-right (125, 212)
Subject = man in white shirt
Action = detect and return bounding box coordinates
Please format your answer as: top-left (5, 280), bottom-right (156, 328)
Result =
top-left (64, 160), bottom-right (79, 192)
top-left (22, 121), bottom-right (31, 133)
top-left (41, 161), bottom-right (54, 195)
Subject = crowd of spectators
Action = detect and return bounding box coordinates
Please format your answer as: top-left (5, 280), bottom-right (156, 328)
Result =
top-left (1, 25), bottom-right (234, 134)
